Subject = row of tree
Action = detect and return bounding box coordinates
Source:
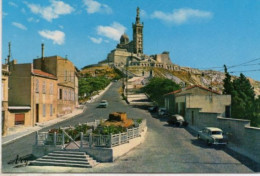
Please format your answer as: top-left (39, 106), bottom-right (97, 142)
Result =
top-left (223, 65), bottom-right (260, 127)
top-left (79, 76), bottom-right (110, 100)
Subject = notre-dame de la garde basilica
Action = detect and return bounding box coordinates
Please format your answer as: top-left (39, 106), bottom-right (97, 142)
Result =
top-left (99, 7), bottom-right (175, 69)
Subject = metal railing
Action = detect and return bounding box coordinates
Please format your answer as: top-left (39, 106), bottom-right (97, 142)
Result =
top-left (35, 119), bottom-right (147, 148)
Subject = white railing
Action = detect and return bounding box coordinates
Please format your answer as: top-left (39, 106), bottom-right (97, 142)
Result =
top-left (36, 119), bottom-right (147, 148)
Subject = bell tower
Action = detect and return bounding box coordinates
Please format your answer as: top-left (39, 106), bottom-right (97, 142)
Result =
top-left (132, 7), bottom-right (143, 54)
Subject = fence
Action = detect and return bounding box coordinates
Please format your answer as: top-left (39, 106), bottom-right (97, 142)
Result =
top-left (35, 119), bottom-right (147, 149)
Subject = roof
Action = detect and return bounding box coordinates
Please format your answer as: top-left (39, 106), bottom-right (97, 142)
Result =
top-left (205, 127), bottom-right (223, 131)
top-left (164, 85), bottom-right (221, 96)
top-left (32, 69), bottom-right (57, 79)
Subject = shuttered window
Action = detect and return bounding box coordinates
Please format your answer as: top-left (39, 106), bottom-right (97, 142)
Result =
top-left (43, 104), bottom-right (46, 117)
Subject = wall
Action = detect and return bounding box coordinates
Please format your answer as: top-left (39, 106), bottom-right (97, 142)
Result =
top-left (8, 63), bottom-right (32, 106)
top-left (8, 110), bottom-right (32, 127)
top-left (32, 75), bottom-right (58, 123)
top-left (185, 95), bottom-right (231, 116)
top-left (186, 109), bottom-right (260, 163)
top-left (2, 66), bottom-right (9, 135)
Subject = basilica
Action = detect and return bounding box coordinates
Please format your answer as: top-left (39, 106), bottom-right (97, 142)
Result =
top-left (99, 7), bottom-right (173, 68)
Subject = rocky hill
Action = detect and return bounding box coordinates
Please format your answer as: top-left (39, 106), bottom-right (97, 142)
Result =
top-left (80, 65), bottom-right (260, 96)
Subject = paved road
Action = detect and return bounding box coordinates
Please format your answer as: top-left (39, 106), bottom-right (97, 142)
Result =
top-left (2, 81), bottom-right (255, 173)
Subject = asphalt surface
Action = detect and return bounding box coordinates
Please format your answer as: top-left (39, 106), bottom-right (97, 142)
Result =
top-left (2, 81), bottom-right (256, 173)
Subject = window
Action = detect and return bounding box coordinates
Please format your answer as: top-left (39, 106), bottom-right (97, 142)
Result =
top-left (68, 71), bottom-right (71, 82)
top-left (64, 90), bottom-right (67, 100)
top-left (42, 81), bottom-right (46, 94)
top-left (50, 83), bottom-right (53, 95)
top-left (64, 70), bottom-right (67, 81)
top-left (59, 89), bottom-right (63, 100)
top-left (2, 83), bottom-right (4, 100)
top-left (71, 72), bottom-right (74, 82)
top-left (71, 91), bottom-right (74, 101)
top-left (15, 114), bottom-right (25, 125)
top-left (43, 104), bottom-right (46, 117)
top-left (50, 104), bottom-right (53, 116)
top-left (35, 79), bottom-right (39, 93)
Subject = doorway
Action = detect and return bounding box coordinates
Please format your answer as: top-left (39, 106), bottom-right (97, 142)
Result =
top-left (36, 104), bottom-right (39, 123)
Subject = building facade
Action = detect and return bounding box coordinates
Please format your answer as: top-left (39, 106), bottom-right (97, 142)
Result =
top-left (2, 64), bottom-right (10, 135)
top-left (33, 52), bottom-right (78, 116)
top-left (8, 61), bottom-right (58, 128)
top-left (164, 85), bottom-right (231, 124)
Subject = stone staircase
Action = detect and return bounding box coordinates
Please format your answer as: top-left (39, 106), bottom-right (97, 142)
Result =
top-left (29, 150), bottom-right (98, 168)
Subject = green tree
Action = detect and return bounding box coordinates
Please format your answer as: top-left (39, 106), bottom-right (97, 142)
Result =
top-left (223, 65), bottom-right (234, 95)
top-left (223, 66), bottom-right (259, 127)
top-left (142, 77), bottom-right (181, 106)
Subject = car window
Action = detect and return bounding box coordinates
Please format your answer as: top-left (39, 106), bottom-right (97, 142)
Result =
top-left (212, 131), bottom-right (222, 135)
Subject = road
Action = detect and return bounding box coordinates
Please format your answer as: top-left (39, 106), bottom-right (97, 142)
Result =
top-left (2, 81), bottom-right (256, 173)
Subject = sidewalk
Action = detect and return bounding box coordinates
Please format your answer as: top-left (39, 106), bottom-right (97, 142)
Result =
top-left (2, 83), bottom-right (113, 146)
top-left (2, 106), bottom-right (86, 145)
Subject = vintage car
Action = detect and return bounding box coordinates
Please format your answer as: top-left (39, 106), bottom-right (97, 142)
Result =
top-left (98, 100), bottom-right (108, 108)
top-left (167, 114), bottom-right (188, 127)
top-left (197, 127), bottom-right (228, 145)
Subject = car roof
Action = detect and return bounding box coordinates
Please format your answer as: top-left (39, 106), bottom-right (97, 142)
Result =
top-left (205, 127), bottom-right (222, 131)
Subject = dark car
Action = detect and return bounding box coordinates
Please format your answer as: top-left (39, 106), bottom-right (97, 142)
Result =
top-left (148, 106), bottom-right (158, 112)
top-left (167, 114), bottom-right (188, 127)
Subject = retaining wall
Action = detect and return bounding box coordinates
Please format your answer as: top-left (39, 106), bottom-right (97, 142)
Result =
top-left (185, 109), bottom-right (260, 163)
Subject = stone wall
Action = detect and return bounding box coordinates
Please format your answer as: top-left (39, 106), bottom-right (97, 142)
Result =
top-left (185, 109), bottom-right (260, 163)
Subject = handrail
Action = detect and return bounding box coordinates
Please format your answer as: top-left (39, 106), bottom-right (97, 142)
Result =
top-left (36, 119), bottom-right (147, 148)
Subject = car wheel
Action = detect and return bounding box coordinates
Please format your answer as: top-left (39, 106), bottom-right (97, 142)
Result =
top-left (206, 140), bottom-right (211, 146)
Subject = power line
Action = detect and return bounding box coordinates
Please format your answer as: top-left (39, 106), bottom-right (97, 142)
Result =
top-left (197, 58), bottom-right (260, 71)
top-left (227, 58), bottom-right (260, 69)
top-left (230, 69), bottom-right (260, 73)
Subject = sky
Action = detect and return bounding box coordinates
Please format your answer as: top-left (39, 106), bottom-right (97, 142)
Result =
top-left (2, 0), bottom-right (260, 81)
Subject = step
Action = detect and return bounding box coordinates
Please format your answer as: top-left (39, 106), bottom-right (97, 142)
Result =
top-left (48, 153), bottom-right (86, 158)
top-left (42, 155), bottom-right (90, 161)
top-left (36, 158), bottom-right (90, 165)
top-left (52, 151), bottom-right (86, 155)
top-left (29, 161), bottom-right (92, 168)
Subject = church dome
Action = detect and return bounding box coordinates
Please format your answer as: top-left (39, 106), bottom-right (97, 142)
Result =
top-left (120, 33), bottom-right (129, 44)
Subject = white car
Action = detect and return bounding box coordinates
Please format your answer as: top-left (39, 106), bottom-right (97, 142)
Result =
top-left (197, 127), bottom-right (228, 145)
top-left (98, 100), bottom-right (108, 108)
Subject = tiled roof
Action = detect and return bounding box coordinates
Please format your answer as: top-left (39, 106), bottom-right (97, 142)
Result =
top-left (164, 85), bottom-right (221, 96)
top-left (32, 69), bottom-right (57, 79)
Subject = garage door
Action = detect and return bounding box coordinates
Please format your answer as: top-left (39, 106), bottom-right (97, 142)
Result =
top-left (15, 114), bottom-right (25, 125)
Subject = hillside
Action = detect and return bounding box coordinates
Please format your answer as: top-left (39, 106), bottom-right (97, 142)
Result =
top-left (80, 65), bottom-right (260, 96)
top-left (80, 65), bottom-right (122, 80)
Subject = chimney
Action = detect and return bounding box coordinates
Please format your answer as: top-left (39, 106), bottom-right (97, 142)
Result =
top-left (41, 43), bottom-right (45, 71)
top-left (7, 42), bottom-right (11, 64)
top-left (41, 43), bottom-right (44, 60)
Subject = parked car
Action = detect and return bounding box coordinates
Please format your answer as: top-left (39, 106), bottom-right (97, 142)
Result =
top-left (148, 106), bottom-right (158, 112)
top-left (197, 127), bottom-right (228, 145)
top-left (167, 114), bottom-right (188, 127)
top-left (158, 108), bottom-right (168, 116)
top-left (98, 100), bottom-right (108, 108)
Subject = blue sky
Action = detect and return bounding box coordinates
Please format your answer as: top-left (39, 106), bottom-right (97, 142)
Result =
top-left (2, 0), bottom-right (260, 81)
